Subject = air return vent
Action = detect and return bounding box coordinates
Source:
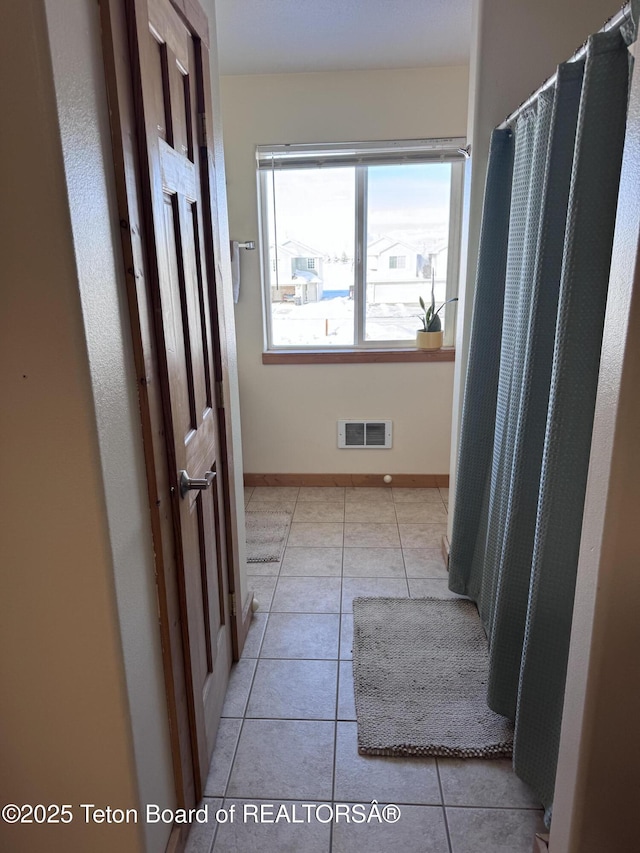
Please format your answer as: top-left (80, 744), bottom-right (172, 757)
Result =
top-left (337, 420), bottom-right (392, 449)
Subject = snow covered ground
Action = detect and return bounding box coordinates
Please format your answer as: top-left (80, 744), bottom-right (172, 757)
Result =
top-left (270, 272), bottom-right (449, 347)
top-left (271, 295), bottom-right (452, 346)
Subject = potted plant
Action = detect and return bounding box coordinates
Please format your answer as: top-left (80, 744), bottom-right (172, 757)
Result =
top-left (416, 279), bottom-right (458, 351)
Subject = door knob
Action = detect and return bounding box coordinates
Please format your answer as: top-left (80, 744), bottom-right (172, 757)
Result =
top-left (179, 469), bottom-right (215, 498)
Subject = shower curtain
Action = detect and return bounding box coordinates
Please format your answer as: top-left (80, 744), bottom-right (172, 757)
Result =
top-left (449, 20), bottom-right (634, 817)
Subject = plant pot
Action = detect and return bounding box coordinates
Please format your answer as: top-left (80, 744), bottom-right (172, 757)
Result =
top-left (416, 330), bottom-right (444, 351)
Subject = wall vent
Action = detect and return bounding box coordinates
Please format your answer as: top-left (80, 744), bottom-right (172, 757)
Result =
top-left (337, 420), bottom-right (392, 449)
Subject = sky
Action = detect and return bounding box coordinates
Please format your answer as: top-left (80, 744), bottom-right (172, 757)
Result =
top-left (267, 162), bottom-right (452, 257)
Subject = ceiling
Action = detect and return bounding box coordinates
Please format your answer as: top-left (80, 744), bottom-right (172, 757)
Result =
top-left (215, 0), bottom-right (472, 76)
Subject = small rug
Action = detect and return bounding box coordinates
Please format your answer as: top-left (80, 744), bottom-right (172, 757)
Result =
top-left (246, 511), bottom-right (291, 563)
top-left (352, 597), bottom-right (514, 758)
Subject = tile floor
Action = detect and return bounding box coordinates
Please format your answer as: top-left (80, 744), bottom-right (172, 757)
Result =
top-left (185, 486), bottom-right (544, 853)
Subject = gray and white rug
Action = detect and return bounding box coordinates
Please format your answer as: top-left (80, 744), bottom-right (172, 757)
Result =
top-left (245, 510), bottom-right (291, 563)
top-left (352, 597), bottom-right (514, 758)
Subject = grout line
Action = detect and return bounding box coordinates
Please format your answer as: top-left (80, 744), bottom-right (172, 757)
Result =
top-left (435, 759), bottom-right (455, 853)
top-left (253, 611), bottom-right (269, 659)
top-left (216, 792), bottom-right (543, 812)
top-left (436, 803), bottom-right (545, 812)
top-left (221, 659), bottom-right (261, 794)
top-left (250, 656), bottom-right (341, 662)
top-left (240, 713), bottom-right (340, 723)
top-left (330, 538), bottom-right (346, 853)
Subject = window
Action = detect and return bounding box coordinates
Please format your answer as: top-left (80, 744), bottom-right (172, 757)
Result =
top-left (257, 138), bottom-right (465, 350)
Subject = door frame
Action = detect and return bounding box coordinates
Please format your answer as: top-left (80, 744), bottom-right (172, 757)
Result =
top-left (99, 0), bottom-right (251, 832)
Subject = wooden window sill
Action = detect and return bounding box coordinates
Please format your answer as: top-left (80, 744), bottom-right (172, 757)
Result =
top-left (262, 347), bottom-right (455, 365)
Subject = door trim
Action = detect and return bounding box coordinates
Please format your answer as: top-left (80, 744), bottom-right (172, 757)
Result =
top-left (99, 0), bottom-right (248, 837)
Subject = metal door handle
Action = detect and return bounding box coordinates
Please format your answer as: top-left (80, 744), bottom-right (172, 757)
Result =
top-left (179, 469), bottom-right (215, 498)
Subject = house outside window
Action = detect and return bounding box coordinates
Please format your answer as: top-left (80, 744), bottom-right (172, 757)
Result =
top-left (257, 138), bottom-right (466, 349)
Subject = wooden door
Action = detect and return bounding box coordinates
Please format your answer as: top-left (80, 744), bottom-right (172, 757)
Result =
top-left (128, 0), bottom-right (231, 792)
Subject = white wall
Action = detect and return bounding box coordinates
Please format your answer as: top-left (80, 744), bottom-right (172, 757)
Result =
top-left (221, 66), bottom-right (468, 474)
top-left (44, 1), bottom-right (176, 850)
top-left (0, 2), bottom-right (174, 851)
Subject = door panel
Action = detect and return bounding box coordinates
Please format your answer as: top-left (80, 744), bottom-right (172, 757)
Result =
top-left (101, 0), bottom-right (249, 821)
top-left (132, 0), bottom-right (231, 792)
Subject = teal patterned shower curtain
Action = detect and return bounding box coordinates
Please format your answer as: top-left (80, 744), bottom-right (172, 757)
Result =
top-left (449, 20), bottom-right (634, 816)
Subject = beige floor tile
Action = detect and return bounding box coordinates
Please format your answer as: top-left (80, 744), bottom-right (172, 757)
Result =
top-left (246, 499), bottom-right (296, 514)
top-left (344, 523), bottom-right (400, 548)
top-left (334, 722), bottom-right (442, 806)
top-left (292, 502), bottom-right (345, 522)
top-left (221, 659), bottom-right (257, 718)
top-left (332, 805), bottom-right (449, 853)
top-left (343, 547), bottom-right (405, 577)
top-left (213, 800), bottom-right (331, 853)
top-left (398, 523), bottom-right (447, 549)
top-left (297, 486), bottom-right (346, 502)
top-left (246, 659), bottom-right (338, 720)
top-left (251, 486), bottom-right (300, 501)
top-left (203, 719), bottom-right (242, 797)
top-left (287, 522), bottom-right (344, 547)
top-left (243, 486), bottom-right (254, 503)
top-left (247, 575), bottom-right (277, 610)
top-left (438, 758), bottom-right (541, 808)
top-left (230, 485), bottom-right (540, 853)
top-left (340, 614), bottom-right (353, 659)
top-left (261, 613), bottom-right (340, 659)
top-left (408, 578), bottom-right (466, 599)
top-left (342, 577), bottom-right (408, 611)
top-left (392, 487), bottom-right (443, 503)
top-left (337, 661), bottom-right (356, 720)
top-left (184, 798), bottom-right (222, 853)
top-left (345, 487), bottom-right (394, 503)
top-left (446, 806), bottom-right (546, 853)
top-left (226, 719), bottom-right (335, 800)
top-left (395, 502), bottom-right (448, 523)
top-left (439, 487), bottom-right (450, 500)
top-left (272, 576), bottom-right (342, 613)
top-left (280, 547), bottom-right (343, 576)
top-left (240, 613), bottom-right (268, 658)
top-left (344, 502), bottom-right (397, 523)
top-left (403, 549), bottom-right (448, 579)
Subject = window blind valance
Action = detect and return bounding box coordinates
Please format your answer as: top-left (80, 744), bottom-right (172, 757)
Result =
top-left (256, 138), bottom-right (468, 170)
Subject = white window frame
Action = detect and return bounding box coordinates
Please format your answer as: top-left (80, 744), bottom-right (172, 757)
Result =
top-left (257, 138), bottom-right (466, 350)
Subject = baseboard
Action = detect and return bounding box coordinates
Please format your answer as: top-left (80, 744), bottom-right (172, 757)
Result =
top-left (244, 473), bottom-right (449, 488)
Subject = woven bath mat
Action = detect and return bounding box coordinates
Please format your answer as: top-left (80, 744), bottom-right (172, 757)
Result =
top-left (246, 511), bottom-right (291, 563)
top-left (352, 597), bottom-right (513, 758)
